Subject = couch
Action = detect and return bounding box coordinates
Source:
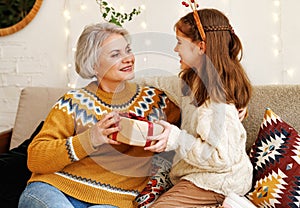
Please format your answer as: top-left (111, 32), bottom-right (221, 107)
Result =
top-left (0, 85), bottom-right (299, 207)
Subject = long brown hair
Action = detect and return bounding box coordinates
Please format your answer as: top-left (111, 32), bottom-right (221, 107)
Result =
top-left (175, 9), bottom-right (252, 109)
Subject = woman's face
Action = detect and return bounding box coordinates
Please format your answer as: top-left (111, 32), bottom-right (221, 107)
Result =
top-left (95, 33), bottom-right (135, 92)
top-left (174, 29), bottom-right (202, 71)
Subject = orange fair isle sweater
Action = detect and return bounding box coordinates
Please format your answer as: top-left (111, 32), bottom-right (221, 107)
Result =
top-left (27, 81), bottom-right (180, 208)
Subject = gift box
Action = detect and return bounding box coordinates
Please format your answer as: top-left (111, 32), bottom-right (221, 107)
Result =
top-left (110, 113), bottom-right (164, 147)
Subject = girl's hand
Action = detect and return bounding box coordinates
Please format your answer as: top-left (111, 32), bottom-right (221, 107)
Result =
top-left (144, 120), bottom-right (172, 152)
top-left (90, 111), bottom-right (121, 148)
top-left (238, 107), bottom-right (248, 121)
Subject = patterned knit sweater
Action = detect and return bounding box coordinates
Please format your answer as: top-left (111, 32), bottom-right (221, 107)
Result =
top-left (27, 81), bottom-right (180, 208)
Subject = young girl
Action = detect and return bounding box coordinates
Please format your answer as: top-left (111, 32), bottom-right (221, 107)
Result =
top-left (18, 23), bottom-right (180, 208)
top-left (136, 8), bottom-right (253, 207)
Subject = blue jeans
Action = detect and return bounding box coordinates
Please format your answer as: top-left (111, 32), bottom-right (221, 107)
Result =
top-left (18, 182), bottom-right (118, 208)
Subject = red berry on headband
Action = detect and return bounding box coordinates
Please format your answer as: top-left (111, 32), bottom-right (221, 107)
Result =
top-left (182, 1), bottom-right (188, 7)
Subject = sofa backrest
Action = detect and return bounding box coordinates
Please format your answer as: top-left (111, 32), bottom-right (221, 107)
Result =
top-left (10, 87), bottom-right (69, 149)
top-left (243, 85), bottom-right (300, 153)
top-left (10, 85), bottom-right (300, 152)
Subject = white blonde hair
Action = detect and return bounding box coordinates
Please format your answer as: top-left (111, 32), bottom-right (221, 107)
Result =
top-left (75, 22), bottom-right (130, 79)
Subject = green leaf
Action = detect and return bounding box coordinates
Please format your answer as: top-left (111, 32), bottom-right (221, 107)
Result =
top-left (105, 7), bottom-right (110, 13)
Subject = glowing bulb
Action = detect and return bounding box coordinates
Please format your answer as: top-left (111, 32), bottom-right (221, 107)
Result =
top-left (274, 0), bottom-right (280, 7)
top-left (140, 21), bottom-right (147, 29)
top-left (80, 4), bottom-right (87, 11)
top-left (286, 68), bottom-right (295, 77)
top-left (140, 4), bottom-right (146, 10)
top-left (64, 10), bottom-right (71, 20)
top-left (272, 34), bottom-right (279, 43)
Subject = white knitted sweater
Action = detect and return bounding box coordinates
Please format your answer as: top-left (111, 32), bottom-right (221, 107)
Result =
top-left (134, 76), bottom-right (253, 196)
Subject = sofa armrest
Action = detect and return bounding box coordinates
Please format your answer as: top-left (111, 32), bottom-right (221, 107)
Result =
top-left (0, 128), bottom-right (12, 153)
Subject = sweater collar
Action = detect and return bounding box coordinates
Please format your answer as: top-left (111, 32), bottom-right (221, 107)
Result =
top-left (85, 81), bottom-right (138, 106)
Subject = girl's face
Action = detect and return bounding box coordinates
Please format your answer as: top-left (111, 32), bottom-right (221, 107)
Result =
top-left (95, 33), bottom-right (135, 92)
top-left (174, 29), bottom-right (202, 71)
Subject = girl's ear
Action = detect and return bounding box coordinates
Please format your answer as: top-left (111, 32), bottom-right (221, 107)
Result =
top-left (197, 41), bottom-right (206, 55)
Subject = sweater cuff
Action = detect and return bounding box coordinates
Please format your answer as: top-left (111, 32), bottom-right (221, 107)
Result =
top-left (166, 125), bottom-right (181, 151)
top-left (76, 129), bottom-right (98, 156)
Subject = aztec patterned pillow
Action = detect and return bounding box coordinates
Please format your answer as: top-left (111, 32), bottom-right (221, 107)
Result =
top-left (247, 108), bottom-right (300, 207)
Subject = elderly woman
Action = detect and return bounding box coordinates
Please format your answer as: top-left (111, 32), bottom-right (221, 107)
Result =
top-left (18, 23), bottom-right (180, 208)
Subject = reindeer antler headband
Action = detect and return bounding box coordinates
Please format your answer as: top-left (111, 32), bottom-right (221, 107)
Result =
top-left (182, 0), bottom-right (206, 42)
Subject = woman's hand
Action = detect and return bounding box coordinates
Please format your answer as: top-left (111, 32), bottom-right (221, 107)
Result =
top-left (238, 107), bottom-right (248, 121)
top-left (144, 120), bottom-right (172, 152)
top-left (90, 111), bottom-right (121, 148)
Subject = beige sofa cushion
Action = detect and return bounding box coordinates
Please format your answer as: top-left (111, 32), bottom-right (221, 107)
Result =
top-left (10, 87), bottom-right (69, 149)
top-left (243, 85), bottom-right (300, 152)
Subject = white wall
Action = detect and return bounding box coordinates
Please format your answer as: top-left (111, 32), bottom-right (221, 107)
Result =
top-left (0, 0), bottom-right (299, 131)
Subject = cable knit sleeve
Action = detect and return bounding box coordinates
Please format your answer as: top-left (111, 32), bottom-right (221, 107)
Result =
top-left (166, 102), bottom-right (246, 172)
top-left (27, 94), bottom-right (97, 174)
top-left (134, 76), bottom-right (182, 106)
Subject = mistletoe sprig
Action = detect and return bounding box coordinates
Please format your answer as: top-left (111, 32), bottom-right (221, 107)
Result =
top-left (96, 0), bottom-right (142, 26)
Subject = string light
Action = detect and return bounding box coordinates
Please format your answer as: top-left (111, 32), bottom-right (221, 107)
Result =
top-left (271, 0), bottom-right (283, 83)
top-left (286, 68), bottom-right (295, 77)
top-left (63, 10), bottom-right (71, 20)
top-left (140, 4), bottom-right (147, 29)
top-left (80, 2), bottom-right (87, 11)
top-left (272, 0), bottom-right (281, 56)
top-left (63, 0), bottom-right (71, 87)
top-left (140, 21), bottom-right (147, 29)
top-left (140, 4), bottom-right (146, 10)
top-left (59, 0), bottom-right (296, 85)
top-left (271, 0), bottom-right (295, 83)
top-left (273, 0), bottom-right (280, 7)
